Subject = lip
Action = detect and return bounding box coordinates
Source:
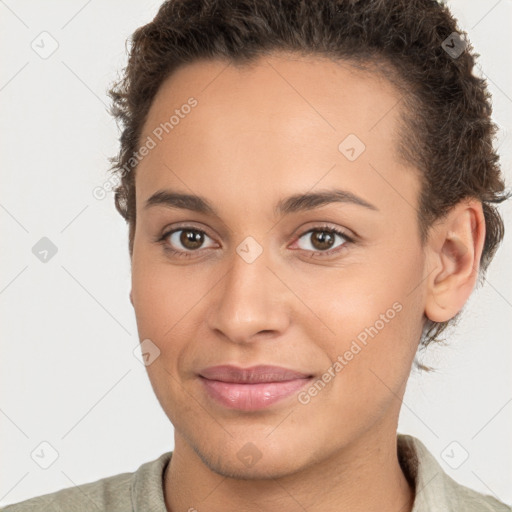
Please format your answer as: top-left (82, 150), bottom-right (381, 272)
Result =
top-left (199, 365), bottom-right (313, 411)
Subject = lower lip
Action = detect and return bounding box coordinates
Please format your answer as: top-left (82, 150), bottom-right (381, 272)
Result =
top-left (199, 376), bottom-right (312, 411)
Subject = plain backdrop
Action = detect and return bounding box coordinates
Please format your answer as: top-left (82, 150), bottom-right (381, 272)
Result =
top-left (1, 0), bottom-right (511, 507)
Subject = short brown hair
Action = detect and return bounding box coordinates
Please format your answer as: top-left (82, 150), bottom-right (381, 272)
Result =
top-left (108, 0), bottom-right (510, 349)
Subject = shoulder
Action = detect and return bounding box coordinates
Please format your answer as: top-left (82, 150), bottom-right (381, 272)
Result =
top-left (398, 434), bottom-right (511, 512)
top-left (1, 452), bottom-right (173, 512)
top-left (0, 472), bottom-right (133, 512)
top-left (438, 463), bottom-right (511, 512)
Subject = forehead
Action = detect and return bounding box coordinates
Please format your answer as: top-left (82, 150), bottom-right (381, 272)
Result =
top-left (144, 52), bottom-right (402, 141)
top-left (135, 53), bottom-right (417, 217)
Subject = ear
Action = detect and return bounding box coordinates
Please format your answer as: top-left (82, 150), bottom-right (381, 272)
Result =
top-left (424, 199), bottom-right (486, 323)
top-left (129, 289), bottom-right (134, 307)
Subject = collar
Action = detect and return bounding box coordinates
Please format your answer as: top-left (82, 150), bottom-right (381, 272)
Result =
top-left (131, 450), bottom-right (171, 511)
top-left (398, 434), bottom-right (448, 510)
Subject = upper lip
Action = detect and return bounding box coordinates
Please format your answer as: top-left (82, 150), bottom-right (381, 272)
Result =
top-left (199, 365), bottom-right (312, 383)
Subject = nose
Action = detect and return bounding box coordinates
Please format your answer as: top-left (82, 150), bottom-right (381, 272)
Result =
top-left (207, 248), bottom-right (291, 345)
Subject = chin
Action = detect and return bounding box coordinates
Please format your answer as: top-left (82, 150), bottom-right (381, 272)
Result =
top-left (186, 427), bottom-right (318, 481)
top-left (197, 446), bottom-right (302, 481)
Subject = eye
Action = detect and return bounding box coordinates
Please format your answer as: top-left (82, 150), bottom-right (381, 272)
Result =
top-left (293, 225), bottom-right (353, 256)
top-left (158, 227), bottom-right (217, 257)
top-left (156, 223), bottom-right (354, 259)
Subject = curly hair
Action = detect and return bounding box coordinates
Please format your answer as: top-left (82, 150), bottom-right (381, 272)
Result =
top-left (108, 0), bottom-right (510, 351)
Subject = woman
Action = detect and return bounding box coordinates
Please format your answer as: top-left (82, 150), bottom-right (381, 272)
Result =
top-left (4, 0), bottom-right (510, 510)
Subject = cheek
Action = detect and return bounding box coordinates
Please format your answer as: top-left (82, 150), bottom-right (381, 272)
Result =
top-left (302, 244), bottom-right (423, 341)
top-left (130, 254), bottom-right (221, 388)
top-left (299, 245), bottom-right (425, 396)
top-left (131, 252), bottom-right (204, 336)
top-left (130, 255), bottom-right (207, 420)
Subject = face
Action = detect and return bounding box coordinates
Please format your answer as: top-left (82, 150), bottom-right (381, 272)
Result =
top-left (130, 53), bottom-right (428, 478)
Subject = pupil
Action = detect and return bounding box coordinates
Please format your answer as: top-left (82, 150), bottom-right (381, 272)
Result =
top-left (312, 231), bottom-right (334, 250)
top-left (181, 230), bottom-right (203, 249)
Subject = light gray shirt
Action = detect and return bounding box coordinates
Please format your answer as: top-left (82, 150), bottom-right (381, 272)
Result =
top-left (2, 434), bottom-right (510, 511)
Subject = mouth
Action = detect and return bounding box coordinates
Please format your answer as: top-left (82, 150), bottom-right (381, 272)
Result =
top-left (198, 365), bottom-right (314, 411)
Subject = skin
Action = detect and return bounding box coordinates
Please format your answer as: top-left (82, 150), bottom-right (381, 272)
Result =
top-left (129, 52), bottom-right (485, 512)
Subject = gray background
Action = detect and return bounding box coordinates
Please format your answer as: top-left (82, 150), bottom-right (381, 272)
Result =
top-left (1, 0), bottom-right (511, 507)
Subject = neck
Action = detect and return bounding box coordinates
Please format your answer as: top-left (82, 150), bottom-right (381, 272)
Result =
top-left (164, 427), bottom-right (415, 512)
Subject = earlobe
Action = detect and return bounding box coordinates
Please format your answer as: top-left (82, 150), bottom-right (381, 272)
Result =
top-left (129, 290), bottom-right (134, 307)
top-left (424, 201), bottom-right (485, 323)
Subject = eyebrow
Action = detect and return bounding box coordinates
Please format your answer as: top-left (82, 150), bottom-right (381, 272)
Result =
top-left (144, 188), bottom-right (379, 216)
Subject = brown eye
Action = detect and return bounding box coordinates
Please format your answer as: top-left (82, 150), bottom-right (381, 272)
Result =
top-left (310, 230), bottom-right (336, 251)
top-left (163, 228), bottom-right (216, 253)
top-left (295, 227), bottom-right (350, 254)
top-left (179, 229), bottom-right (204, 250)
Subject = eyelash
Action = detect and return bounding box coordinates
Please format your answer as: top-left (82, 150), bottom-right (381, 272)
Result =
top-left (156, 224), bottom-right (354, 259)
